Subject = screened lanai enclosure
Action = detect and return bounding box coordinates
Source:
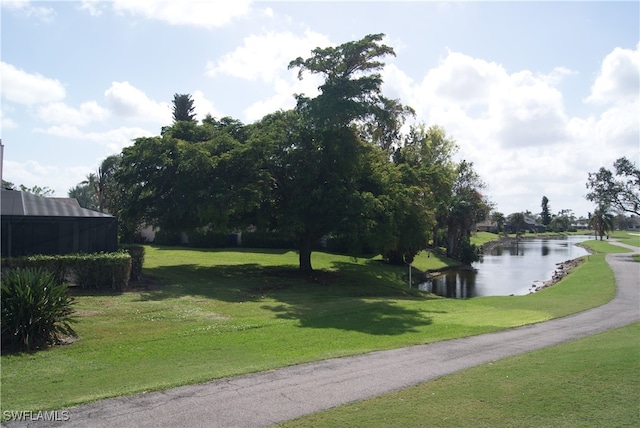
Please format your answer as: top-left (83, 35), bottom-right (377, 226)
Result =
top-left (1, 189), bottom-right (118, 257)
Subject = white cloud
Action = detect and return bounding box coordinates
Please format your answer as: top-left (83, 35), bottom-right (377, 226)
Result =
top-left (403, 51), bottom-right (572, 149)
top-left (541, 66), bottom-right (577, 86)
top-left (593, 100), bottom-right (640, 151)
top-left (104, 81), bottom-right (171, 123)
top-left (191, 90), bottom-right (223, 121)
top-left (37, 101), bottom-right (110, 126)
top-left (112, 0), bottom-right (252, 29)
top-left (78, 0), bottom-right (106, 17)
top-left (206, 30), bottom-right (332, 83)
top-left (423, 51), bottom-right (504, 108)
top-left (36, 125), bottom-right (156, 154)
top-left (243, 72), bottom-right (323, 122)
top-left (493, 70), bottom-right (569, 148)
top-left (586, 42), bottom-right (640, 105)
top-left (1, 0), bottom-right (55, 22)
top-left (0, 62), bottom-right (66, 105)
top-left (207, 30), bottom-right (330, 121)
top-left (0, 109), bottom-right (18, 131)
top-left (2, 159), bottom-right (85, 196)
top-left (380, 49), bottom-right (615, 216)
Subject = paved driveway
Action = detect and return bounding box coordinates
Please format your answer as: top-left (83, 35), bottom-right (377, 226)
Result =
top-left (4, 241), bottom-right (639, 428)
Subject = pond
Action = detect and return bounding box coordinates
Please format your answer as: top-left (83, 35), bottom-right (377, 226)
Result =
top-left (419, 235), bottom-right (592, 298)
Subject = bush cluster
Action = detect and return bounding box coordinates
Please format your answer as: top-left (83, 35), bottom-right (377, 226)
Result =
top-left (1, 268), bottom-right (76, 352)
top-left (2, 252), bottom-right (132, 291)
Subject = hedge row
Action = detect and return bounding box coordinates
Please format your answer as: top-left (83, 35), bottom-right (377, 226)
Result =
top-left (1, 251), bottom-right (137, 291)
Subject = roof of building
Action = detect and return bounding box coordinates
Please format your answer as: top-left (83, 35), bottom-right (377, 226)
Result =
top-left (1, 189), bottom-right (113, 218)
top-left (50, 197), bottom-right (82, 208)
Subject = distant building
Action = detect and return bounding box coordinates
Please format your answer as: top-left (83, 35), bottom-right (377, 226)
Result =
top-left (504, 216), bottom-right (546, 234)
top-left (476, 220), bottom-right (499, 233)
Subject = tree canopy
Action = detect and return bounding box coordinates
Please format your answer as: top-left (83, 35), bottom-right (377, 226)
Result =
top-left (586, 156), bottom-right (640, 216)
top-left (76, 33), bottom-right (495, 273)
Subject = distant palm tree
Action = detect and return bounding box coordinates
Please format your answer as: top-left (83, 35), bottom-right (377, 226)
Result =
top-left (589, 205), bottom-right (614, 240)
top-left (490, 211), bottom-right (506, 234)
top-left (95, 155), bottom-right (120, 213)
top-left (172, 93), bottom-right (196, 123)
top-left (69, 179), bottom-right (98, 210)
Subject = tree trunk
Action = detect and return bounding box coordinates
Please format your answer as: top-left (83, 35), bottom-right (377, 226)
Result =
top-left (299, 236), bottom-right (313, 272)
top-left (446, 226), bottom-right (457, 258)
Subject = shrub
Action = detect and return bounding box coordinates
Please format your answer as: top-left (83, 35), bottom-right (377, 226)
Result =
top-left (2, 253), bottom-right (132, 291)
top-left (71, 252), bottom-right (131, 290)
top-left (120, 245), bottom-right (145, 281)
top-left (1, 268), bottom-right (76, 352)
top-left (1, 255), bottom-right (69, 285)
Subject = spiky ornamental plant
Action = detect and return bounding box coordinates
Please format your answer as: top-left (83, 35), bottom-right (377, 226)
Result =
top-left (1, 268), bottom-right (76, 352)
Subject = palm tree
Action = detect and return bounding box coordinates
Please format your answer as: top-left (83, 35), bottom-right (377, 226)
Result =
top-left (172, 93), bottom-right (196, 123)
top-left (95, 155), bottom-right (120, 213)
top-left (69, 178), bottom-right (98, 210)
top-left (589, 205), bottom-right (614, 240)
top-left (490, 211), bottom-right (506, 234)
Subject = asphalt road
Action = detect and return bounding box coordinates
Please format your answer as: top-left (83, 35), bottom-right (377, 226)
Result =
top-left (4, 240), bottom-right (639, 428)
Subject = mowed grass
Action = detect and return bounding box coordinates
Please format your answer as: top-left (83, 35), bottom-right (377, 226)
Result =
top-left (279, 322), bottom-right (640, 428)
top-left (0, 240), bottom-right (623, 414)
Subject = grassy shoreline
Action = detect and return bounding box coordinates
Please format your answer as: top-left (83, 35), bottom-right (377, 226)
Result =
top-left (1, 232), bottom-right (634, 417)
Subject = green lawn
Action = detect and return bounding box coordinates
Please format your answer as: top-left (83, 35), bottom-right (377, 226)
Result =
top-left (279, 322), bottom-right (640, 428)
top-left (0, 240), bottom-right (624, 416)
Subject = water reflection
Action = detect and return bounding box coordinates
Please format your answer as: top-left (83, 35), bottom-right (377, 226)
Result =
top-left (420, 270), bottom-right (477, 298)
top-left (419, 235), bottom-right (591, 298)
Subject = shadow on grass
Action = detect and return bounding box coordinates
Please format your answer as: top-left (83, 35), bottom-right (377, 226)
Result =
top-left (137, 255), bottom-right (442, 335)
top-left (137, 263), bottom-right (270, 302)
top-left (264, 299), bottom-right (434, 335)
top-left (257, 260), bottom-right (439, 335)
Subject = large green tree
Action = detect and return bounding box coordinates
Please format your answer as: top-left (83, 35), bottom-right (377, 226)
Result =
top-left (443, 161), bottom-right (490, 263)
top-left (393, 125), bottom-right (458, 252)
top-left (113, 128), bottom-right (244, 242)
top-left (586, 156), bottom-right (640, 216)
top-left (243, 33), bottom-right (414, 271)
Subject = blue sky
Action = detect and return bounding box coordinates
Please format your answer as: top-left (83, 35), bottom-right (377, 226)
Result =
top-left (1, 0), bottom-right (638, 218)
